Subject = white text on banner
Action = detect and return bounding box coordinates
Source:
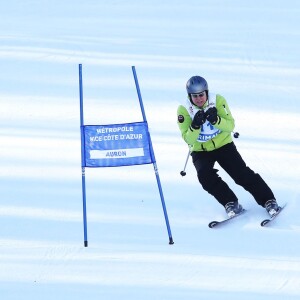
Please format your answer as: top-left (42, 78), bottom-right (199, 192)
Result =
top-left (83, 122), bottom-right (152, 167)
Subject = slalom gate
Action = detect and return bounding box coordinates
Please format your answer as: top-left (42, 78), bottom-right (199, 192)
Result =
top-left (78, 65), bottom-right (174, 247)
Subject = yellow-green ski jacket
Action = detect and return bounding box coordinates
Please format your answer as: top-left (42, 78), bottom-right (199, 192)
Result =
top-left (177, 93), bottom-right (235, 152)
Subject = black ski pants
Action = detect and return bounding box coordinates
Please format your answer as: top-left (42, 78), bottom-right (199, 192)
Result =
top-left (191, 142), bottom-right (275, 207)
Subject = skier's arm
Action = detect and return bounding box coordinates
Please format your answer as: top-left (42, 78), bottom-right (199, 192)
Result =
top-left (213, 95), bottom-right (235, 132)
top-left (177, 105), bottom-right (201, 145)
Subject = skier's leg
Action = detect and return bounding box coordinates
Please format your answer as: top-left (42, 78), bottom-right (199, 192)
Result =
top-left (192, 151), bottom-right (238, 206)
top-left (217, 142), bottom-right (275, 207)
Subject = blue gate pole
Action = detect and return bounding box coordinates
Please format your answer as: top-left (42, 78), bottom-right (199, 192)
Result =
top-left (79, 64), bottom-right (88, 247)
top-left (132, 66), bottom-right (174, 245)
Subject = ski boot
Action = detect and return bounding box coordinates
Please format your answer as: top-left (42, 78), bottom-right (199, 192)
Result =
top-left (225, 201), bottom-right (243, 218)
top-left (265, 199), bottom-right (279, 217)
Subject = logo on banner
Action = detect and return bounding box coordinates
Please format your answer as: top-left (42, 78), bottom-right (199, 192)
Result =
top-left (83, 122), bottom-right (153, 167)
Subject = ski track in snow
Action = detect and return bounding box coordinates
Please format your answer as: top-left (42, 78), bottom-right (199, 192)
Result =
top-left (1, 1), bottom-right (300, 299)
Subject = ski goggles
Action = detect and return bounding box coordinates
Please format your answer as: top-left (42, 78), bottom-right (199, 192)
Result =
top-left (191, 92), bottom-right (205, 98)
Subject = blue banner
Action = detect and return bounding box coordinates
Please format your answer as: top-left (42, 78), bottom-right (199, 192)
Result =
top-left (83, 122), bottom-right (153, 167)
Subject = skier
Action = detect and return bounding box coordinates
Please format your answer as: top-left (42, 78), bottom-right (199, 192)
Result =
top-left (177, 75), bottom-right (280, 217)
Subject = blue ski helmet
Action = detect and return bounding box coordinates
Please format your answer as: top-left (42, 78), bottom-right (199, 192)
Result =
top-left (186, 76), bottom-right (208, 94)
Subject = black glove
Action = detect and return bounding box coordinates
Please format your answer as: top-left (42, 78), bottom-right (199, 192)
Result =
top-left (191, 110), bottom-right (206, 129)
top-left (205, 107), bottom-right (218, 125)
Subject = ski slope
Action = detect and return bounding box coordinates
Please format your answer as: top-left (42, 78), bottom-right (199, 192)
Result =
top-left (0, 1), bottom-right (300, 299)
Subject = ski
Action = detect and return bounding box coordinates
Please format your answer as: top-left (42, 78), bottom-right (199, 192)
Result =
top-left (208, 208), bottom-right (247, 228)
top-left (260, 204), bottom-right (286, 227)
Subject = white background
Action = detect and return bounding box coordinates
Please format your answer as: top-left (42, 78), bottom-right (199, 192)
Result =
top-left (0, 1), bottom-right (300, 299)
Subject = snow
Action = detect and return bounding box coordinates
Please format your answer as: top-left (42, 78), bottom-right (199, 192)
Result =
top-left (1, 0), bottom-right (300, 299)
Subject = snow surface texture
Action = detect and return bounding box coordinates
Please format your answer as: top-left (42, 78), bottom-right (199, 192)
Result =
top-left (1, 0), bottom-right (300, 299)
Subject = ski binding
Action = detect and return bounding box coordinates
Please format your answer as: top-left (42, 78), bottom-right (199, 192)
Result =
top-left (260, 204), bottom-right (286, 227)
